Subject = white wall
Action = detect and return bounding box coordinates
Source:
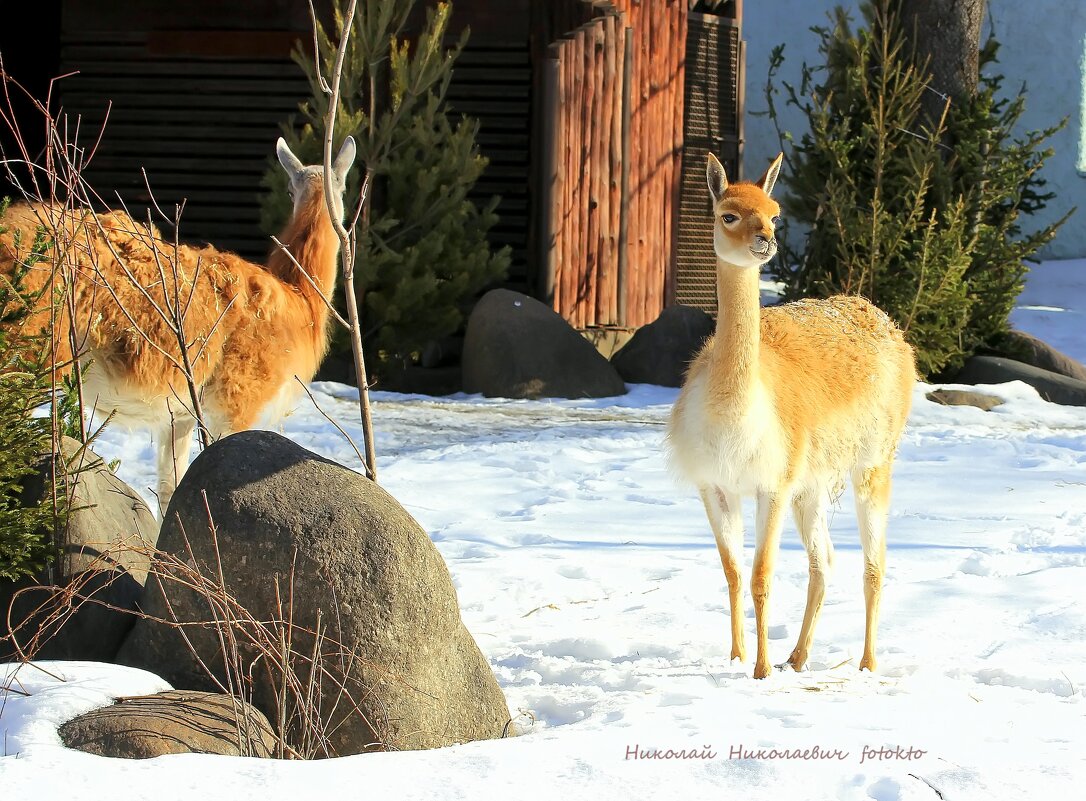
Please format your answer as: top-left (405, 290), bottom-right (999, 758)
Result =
top-left (740, 0), bottom-right (1086, 258)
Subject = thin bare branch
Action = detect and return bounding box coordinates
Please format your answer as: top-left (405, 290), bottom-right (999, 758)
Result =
top-left (307, 0), bottom-right (333, 95)
top-left (270, 235), bottom-right (350, 329)
top-left (293, 376), bottom-right (371, 478)
top-left (320, 0), bottom-right (378, 481)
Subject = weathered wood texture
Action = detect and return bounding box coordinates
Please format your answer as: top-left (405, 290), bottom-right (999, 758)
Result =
top-left (536, 0), bottom-right (688, 329)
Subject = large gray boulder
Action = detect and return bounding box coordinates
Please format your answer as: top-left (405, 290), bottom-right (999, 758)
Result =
top-left (59, 690), bottom-right (278, 759)
top-left (998, 330), bottom-right (1086, 382)
top-left (611, 305), bottom-right (714, 387)
top-left (462, 289), bottom-right (626, 399)
top-left (117, 431), bottom-right (510, 755)
top-left (1, 438), bottom-right (158, 662)
top-left (954, 356), bottom-right (1086, 407)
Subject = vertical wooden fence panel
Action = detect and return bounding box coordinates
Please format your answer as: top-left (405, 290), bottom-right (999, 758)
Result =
top-left (608, 0), bottom-right (686, 327)
top-left (534, 0), bottom-right (687, 329)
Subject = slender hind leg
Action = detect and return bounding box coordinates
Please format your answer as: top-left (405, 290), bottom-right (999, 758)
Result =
top-left (157, 409), bottom-right (195, 516)
top-left (700, 487), bottom-right (746, 661)
top-left (854, 462), bottom-right (893, 672)
top-left (752, 491), bottom-right (787, 679)
top-left (787, 488), bottom-right (834, 671)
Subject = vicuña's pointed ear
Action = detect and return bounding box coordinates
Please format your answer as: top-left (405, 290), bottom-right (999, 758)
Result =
top-left (706, 153), bottom-right (728, 203)
top-left (757, 153), bottom-right (784, 196)
top-left (333, 135), bottom-right (357, 180)
top-left (276, 137), bottom-right (304, 177)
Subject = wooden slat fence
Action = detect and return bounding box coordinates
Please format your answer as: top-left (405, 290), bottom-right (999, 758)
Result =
top-left (536, 0), bottom-right (687, 329)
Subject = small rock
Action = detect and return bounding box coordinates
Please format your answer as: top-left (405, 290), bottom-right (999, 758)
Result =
top-left (59, 690), bottom-right (277, 759)
top-left (925, 389), bottom-right (1004, 411)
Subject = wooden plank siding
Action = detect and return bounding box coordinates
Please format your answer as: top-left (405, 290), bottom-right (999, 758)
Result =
top-left (56, 26), bottom-right (309, 260)
top-left (45, 0), bottom-right (742, 333)
top-left (535, 0), bottom-right (688, 329)
top-left (445, 42), bottom-right (533, 289)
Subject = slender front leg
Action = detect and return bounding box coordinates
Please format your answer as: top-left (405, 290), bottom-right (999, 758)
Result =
top-left (788, 489), bottom-right (833, 671)
top-left (752, 490), bottom-right (787, 679)
top-left (700, 486), bottom-right (746, 661)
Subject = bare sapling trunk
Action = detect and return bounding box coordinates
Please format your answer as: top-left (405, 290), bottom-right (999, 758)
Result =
top-left (310, 0), bottom-right (378, 481)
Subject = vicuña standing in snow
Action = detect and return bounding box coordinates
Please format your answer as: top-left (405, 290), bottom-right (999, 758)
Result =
top-left (0, 137), bottom-right (356, 511)
top-left (667, 152), bottom-right (916, 678)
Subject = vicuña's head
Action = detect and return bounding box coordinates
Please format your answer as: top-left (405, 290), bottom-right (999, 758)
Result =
top-left (706, 152), bottom-right (783, 269)
top-left (276, 136), bottom-right (357, 223)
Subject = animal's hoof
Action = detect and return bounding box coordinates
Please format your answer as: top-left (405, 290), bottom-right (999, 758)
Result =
top-left (730, 646), bottom-right (747, 663)
top-left (859, 656), bottom-right (877, 672)
top-left (786, 650), bottom-right (807, 672)
top-left (753, 661), bottom-right (772, 679)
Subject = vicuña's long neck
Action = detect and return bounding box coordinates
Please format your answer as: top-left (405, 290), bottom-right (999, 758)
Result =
top-left (709, 261), bottom-right (762, 409)
top-left (267, 188), bottom-right (341, 323)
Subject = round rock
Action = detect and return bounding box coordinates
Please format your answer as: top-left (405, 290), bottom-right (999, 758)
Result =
top-left (611, 305), bottom-right (715, 387)
top-left (59, 690), bottom-right (278, 759)
top-left (953, 356), bottom-right (1086, 407)
top-left (462, 288), bottom-right (626, 399)
top-left (117, 431), bottom-right (511, 755)
top-left (997, 330), bottom-right (1086, 382)
top-left (1, 437), bottom-right (158, 662)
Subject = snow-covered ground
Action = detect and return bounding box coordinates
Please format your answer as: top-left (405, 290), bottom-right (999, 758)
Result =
top-left (3, 261), bottom-right (1085, 799)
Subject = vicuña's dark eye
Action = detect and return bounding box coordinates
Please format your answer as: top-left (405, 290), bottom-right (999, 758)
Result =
top-left (771, 216), bottom-right (781, 225)
top-left (721, 214), bottom-right (738, 224)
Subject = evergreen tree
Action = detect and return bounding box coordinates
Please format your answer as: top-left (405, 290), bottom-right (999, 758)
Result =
top-left (261, 0), bottom-right (510, 375)
top-left (938, 39), bottom-right (1070, 353)
top-left (763, 0), bottom-right (1068, 377)
top-left (0, 201), bottom-right (65, 580)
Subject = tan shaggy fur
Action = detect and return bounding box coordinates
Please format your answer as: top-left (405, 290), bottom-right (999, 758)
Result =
top-left (0, 137), bottom-right (356, 511)
top-left (667, 152), bottom-right (916, 679)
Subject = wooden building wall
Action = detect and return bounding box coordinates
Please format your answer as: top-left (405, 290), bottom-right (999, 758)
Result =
top-left (534, 1), bottom-right (746, 329)
top-left (442, 2), bottom-right (533, 291)
top-left (674, 7), bottom-right (744, 316)
top-left (55, 0), bottom-right (312, 259)
top-left (20, 0), bottom-right (742, 334)
top-left (535, 0), bottom-right (689, 330)
top-left (620, 0), bottom-right (687, 328)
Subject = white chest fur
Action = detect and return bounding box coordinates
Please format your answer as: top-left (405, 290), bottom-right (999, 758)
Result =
top-left (667, 372), bottom-right (787, 495)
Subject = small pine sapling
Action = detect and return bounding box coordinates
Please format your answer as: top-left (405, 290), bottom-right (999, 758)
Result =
top-left (261, 0), bottom-right (509, 376)
top-left (0, 203), bottom-right (66, 580)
